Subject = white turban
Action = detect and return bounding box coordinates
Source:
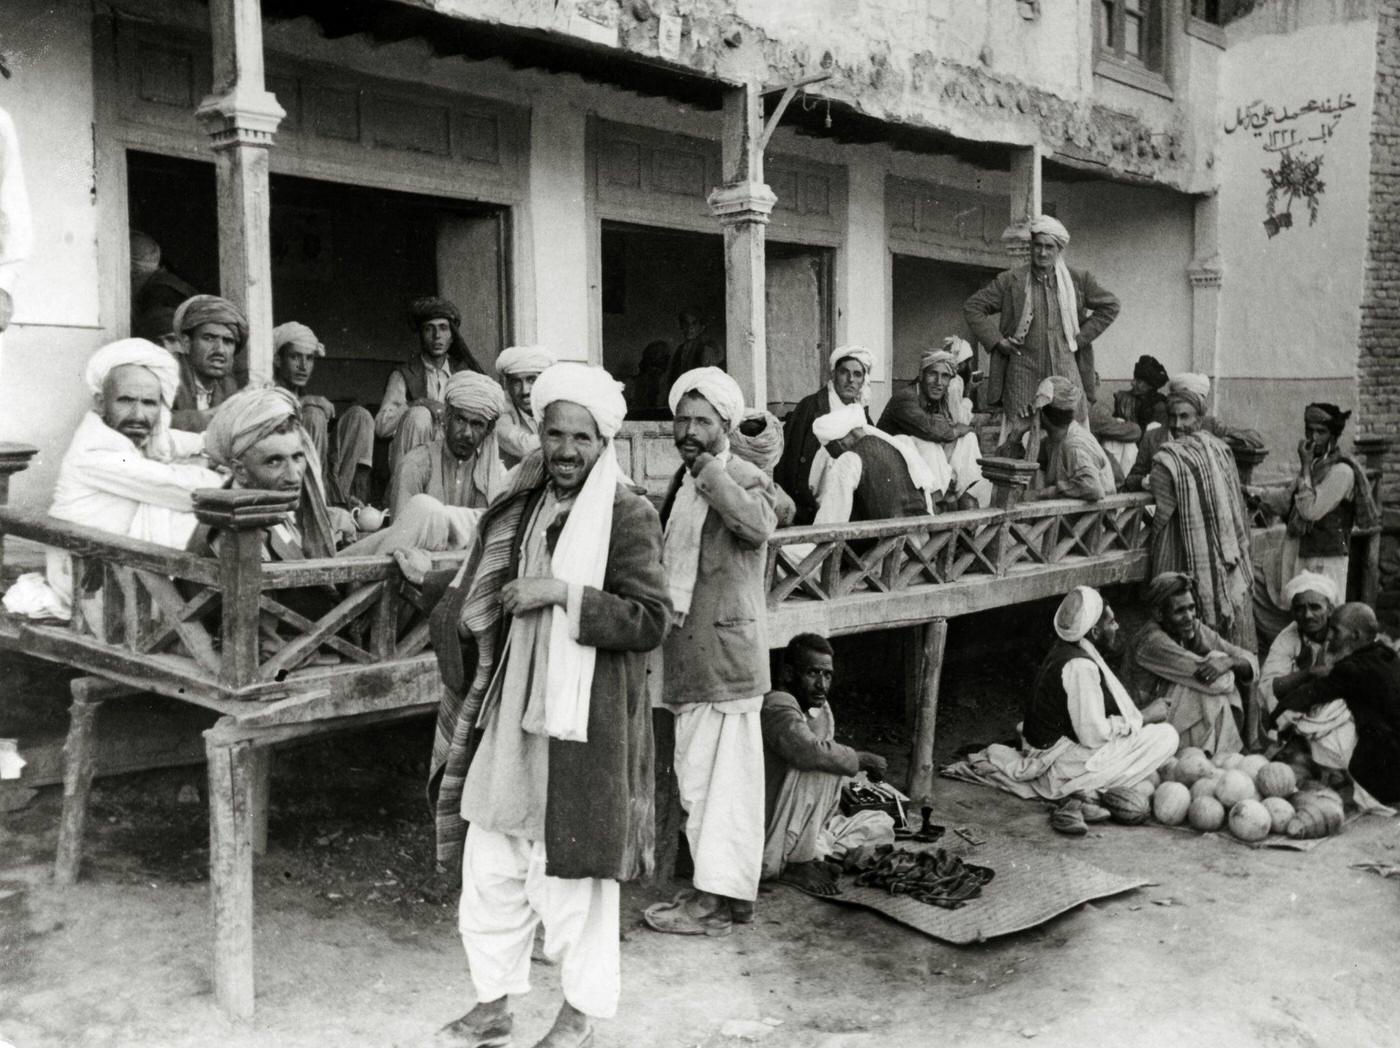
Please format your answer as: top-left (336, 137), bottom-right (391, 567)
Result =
top-left (811, 403), bottom-right (867, 445)
top-left (443, 371), bottom-right (506, 421)
top-left (1028, 215), bottom-right (1071, 248)
top-left (1054, 585), bottom-right (1104, 643)
top-left (668, 366), bottom-right (746, 431)
top-left (272, 321), bottom-right (324, 357)
top-left (1167, 373), bottom-right (1211, 415)
top-left (495, 345), bottom-right (557, 377)
top-left (1282, 571), bottom-right (1340, 608)
top-left (204, 386), bottom-right (300, 469)
top-left (947, 337), bottom-right (974, 365)
top-left (84, 338), bottom-right (181, 407)
top-left (532, 362), bottom-right (628, 439)
top-left (829, 345), bottom-right (875, 374)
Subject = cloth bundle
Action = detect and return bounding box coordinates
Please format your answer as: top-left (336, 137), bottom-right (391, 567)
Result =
top-left (847, 845), bottom-right (995, 910)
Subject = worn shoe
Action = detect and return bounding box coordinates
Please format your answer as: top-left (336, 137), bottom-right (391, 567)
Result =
top-left (1076, 794), bottom-right (1111, 823)
top-left (423, 1009), bottom-right (514, 1048)
top-left (729, 898), bottom-right (755, 924)
top-left (1051, 800), bottom-right (1088, 836)
top-left (642, 890), bottom-right (733, 937)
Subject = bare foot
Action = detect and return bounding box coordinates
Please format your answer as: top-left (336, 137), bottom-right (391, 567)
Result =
top-left (423, 998), bottom-right (513, 1048)
top-left (529, 1001), bottom-right (594, 1048)
top-left (778, 860), bottom-right (841, 896)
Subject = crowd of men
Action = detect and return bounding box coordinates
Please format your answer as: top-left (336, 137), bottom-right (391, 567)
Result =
top-left (1, 209), bottom-right (1398, 1044)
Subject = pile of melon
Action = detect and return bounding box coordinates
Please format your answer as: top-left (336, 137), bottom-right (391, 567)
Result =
top-left (1114, 747), bottom-right (1345, 843)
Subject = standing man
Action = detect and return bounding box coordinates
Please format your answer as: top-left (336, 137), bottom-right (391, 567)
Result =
top-left (963, 216), bottom-right (1120, 450)
top-left (169, 295), bottom-right (246, 433)
top-left (878, 342), bottom-right (990, 509)
top-left (776, 346), bottom-right (874, 524)
top-left (493, 345), bottom-right (558, 468)
top-left (423, 362), bottom-right (670, 1048)
top-left (387, 371), bottom-right (507, 520)
top-left (644, 367), bottom-right (780, 938)
top-left (665, 309), bottom-right (724, 387)
top-left (374, 296), bottom-right (483, 474)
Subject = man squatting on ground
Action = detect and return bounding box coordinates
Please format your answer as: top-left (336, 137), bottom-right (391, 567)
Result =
top-left (643, 366), bottom-right (781, 938)
top-left (423, 362), bottom-right (670, 1048)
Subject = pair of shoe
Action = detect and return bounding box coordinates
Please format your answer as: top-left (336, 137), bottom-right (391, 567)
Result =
top-left (427, 1008), bottom-right (593, 1048)
top-left (1050, 796), bottom-right (1110, 836)
top-left (643, 889), bottom-right (750, 936)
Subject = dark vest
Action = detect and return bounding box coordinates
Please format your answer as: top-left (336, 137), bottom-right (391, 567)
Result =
top-left (1024, 641), bottom-right (1113, 750)
top-left (394, 357), bottom-right (468, 403)
top-left (851, 435), bottom-right (926, 522)
top-left (1296, 460), bottom-right (1355, 558)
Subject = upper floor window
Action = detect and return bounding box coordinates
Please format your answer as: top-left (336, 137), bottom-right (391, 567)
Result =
top-left (1099, 0), bottom-right (1165, 72)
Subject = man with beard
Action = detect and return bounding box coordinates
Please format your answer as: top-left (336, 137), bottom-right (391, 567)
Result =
top-left (1129, 572), bottom-right (1258, 757)
top-left (493, 345), bottom-right (558, 469)
top-left (760, 633), bottom-right (893, 895)
top-left (169, 295), bottom-right (246, 432)
top-left (422, 362), bottom-right (669, 1048)
top-left (644, 367), bottom-right (780, 938)
top-left (954, 586), bottom-right (1177, 836)
top-left (776, 346), bottom-right (875, 525)
top-left (1122, 372), bottom-right (1264, 492)
top-left (2, 340), bottom-right (219, 622)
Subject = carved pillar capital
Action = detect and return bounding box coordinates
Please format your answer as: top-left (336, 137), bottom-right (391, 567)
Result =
top-left (195, 87), bottom-right (285, 148)
top-left (707, 181), bottom-right (778, 226)
top-left (978, 456), bottom-right (1040, 509)
top-left (192, 487), bottom-right (299, 530)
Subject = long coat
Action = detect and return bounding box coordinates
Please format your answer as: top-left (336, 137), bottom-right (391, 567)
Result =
top-left (426, 461), bottom-right (671, 880)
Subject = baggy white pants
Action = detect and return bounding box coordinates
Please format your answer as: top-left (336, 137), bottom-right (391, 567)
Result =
top-left (459, 826), bottom-right (621, 1019)
top-left (672, 699), bottom-right (765, 901)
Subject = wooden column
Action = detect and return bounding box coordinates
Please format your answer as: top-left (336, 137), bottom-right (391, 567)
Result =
top-left (1354, 435), bottom-right (1390, 606)
top-left (1188, 194), bottom-right (1223, 379)
top-left (708, 82), bottom-right (775, 409)
top-left (1001, 144), bottom-right (1042, 255)
top-left (207, 728), bottom-right (257, 1019)
top-left (53, 678), bottom-right (140, 885)
top-left (907, 618), bottom-right (948, 805)
top-left (195, 0), bottom-right (284, 387)
top-left (0, 442), bottom-right (37, 563)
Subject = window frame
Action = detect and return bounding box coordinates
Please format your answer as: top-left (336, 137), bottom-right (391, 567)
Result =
top-left (1094, 0), bottom-right (1175, 99)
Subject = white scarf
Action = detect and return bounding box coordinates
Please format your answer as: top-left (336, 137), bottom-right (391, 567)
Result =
top-left (663, 448), bottom-right (728, 625)
top-left (538, 441), bottom-right (623, 742)
top-left (1014, 259), bottom-right (1080, 351)
top-left (1076, 638), bottom-right (1142, 729)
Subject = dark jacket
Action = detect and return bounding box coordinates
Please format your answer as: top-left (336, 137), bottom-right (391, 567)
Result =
top-left (878, 383), bottom-right (962, 444)
top-left (426, 471), bottom-right (671, 879)
top-left (963, 264), bottom-right (1120, 410)
top-left (1025, 640), bottom-right (1112, 750)
top-left (393, 355), bottom-right (476, 404)
top-left (775, 389), bottom-right (871, 525)
top-left (849, 436), bottom-right (927, 522)
top-left (170, 356), bottom-right (240, 433)
top-left (660, 455), bottom-right (780, 705)
top-left (761, 690), bottom-right (860, 821)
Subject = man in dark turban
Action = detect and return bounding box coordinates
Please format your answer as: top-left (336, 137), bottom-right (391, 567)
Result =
top-left (169, 294), bottom-right (247, 432)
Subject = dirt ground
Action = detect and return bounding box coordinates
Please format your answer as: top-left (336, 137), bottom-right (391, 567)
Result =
top-left (3, 595), bottom-right (1400, 1048)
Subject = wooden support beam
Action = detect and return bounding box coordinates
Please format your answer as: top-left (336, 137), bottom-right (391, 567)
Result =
top-left (53, 678), bottom-right (136, 885)
top-left (758, 73), bottom-right (831, 153)
top-left (207, 732), bottom-right (257, 1019)
top-left (248, 748), bottom-right (272, 857)
top-left (907, 618), bottom-right (948, 805)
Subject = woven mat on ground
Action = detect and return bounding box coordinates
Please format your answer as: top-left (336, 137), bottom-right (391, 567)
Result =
top-left (786, 836), bottom-right (1148, 945)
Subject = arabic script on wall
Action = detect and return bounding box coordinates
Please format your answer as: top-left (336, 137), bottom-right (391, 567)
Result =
top-left (1224, 93), bottom-right (1358, 238)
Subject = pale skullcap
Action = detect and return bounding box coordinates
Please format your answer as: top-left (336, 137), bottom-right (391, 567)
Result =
top-left (669, 366), bottom-right (746, 431)
top-left (272, 322), bottom-right (324, 358)
top-left (1146, 571), bottom-right (1196, 613)
top-left (1028, 214), bottom-right (1071, 248)
top-left (172, 295), bottom-right (249, 353)
top-left (1283, 571), bottom-right (1340, 608)
top-left (1054, 586), bottom-right (1104, 643)
top-left (1034, 375), bottom-right (1080, 412)
top-left (532, 362), bottom-right (628, 439)
top-left (204, 386), bottom-right (300, 469)
top-left (920, 349), bottom-right (959, 376)
top-left (730, 409), bottom-right (784, 472)
top-left (443, 371), bottom-right (506, 422)
top-left (84, 338), bottom-right (181, 407)
top-left (495, 345), bottom-right (557, 377)
top-left (829, 345), bottom-right (875, 374)
top-left (811, 403), bottom-right (867, 445)
top-left (1166, 373), bottom-right (1211, 416)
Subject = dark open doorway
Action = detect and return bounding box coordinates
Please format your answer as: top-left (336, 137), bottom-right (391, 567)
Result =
top-left (890, 254), bottom-right (1000, 390)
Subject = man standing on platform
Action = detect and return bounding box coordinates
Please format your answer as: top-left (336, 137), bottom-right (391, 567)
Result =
top-left (644, 367), bottom-right (780, 938)
top-left (963, 216), bottom-right (1120, 451)
top-left (169, 295), bottom-right (246, 433)
top-left (776, 346), bottom-right (874, 525)
top-left (423, 362), bottom-right (669, 1048)
top-left (493, 345), bottom-right (557, 468)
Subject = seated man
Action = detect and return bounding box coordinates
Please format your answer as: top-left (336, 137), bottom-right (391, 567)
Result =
top-left (776, 346), bottom-right (874, 525)
top-left (954, 587), bottom-right (1178, 835)
top-left (374, 296), bottom-right (482, 474)
top-left (493, 345), bottom-right (557, 468)
top-left (807, 404), bottom-right (936, 527)
top-left (761, 633), bottom-right (893, 894)
top-left (1129, 572), bottom-right (1258, 756)
top-left (730, 408), bottom-right (797, 526)
top-left (386, 371), bottom-right (506, 520)
top-left (272, 321), bottom-right (374, 506)
top-left (3, 340), bottom-right (220, 622)
top-left (1268, 602), bottom-right (1400, 807)
top-left (1088, 378), bottom-right (1142, 483)
top-left (170, 295), bottom-right (246, 432)
top-left (1112, 354), bottom-right (1169, 436)
top-left (1122, 373), bottom-right (1264, 491)
top-left (877, 341), bottom-right (991, 510)
top-left (1033, 376), bottom-right (1117, 502)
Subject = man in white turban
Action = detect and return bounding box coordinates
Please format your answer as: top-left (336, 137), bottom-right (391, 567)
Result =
top-left (878, 340), bottom-right (991, 509)
top-left (1123, 372), bottom-right (1264, 491)
top-left (3, 340), bottom-right (220, 621)
top-left (644, 367), bottom-right (781, 937)
top-left (947, 586), bottom-right (1177, 836)
top-left (776, 345), bottom-right (875, 524)
top-left (964, 215), bottom-right (1120, 450)
top-left (806, 404), bottom-right (938, 529)
top-left (421, 361), bottom-right (670, 1048)
top-left (494, 345), bottom-right (558, 468)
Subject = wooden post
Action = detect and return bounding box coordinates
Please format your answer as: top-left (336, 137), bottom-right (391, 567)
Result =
top-left (195, 0), bottom-right (284, 387)
top-left (1001, 145), bottom-right (1042, 258)
top-left (248, 747), bottom-right (272, 857)
top-left (978, 456), bottom-right (1040, 510)
top-left (907, 618), bottom-right (948, 806)
top-left (53, 678), bottom-right (130, 885)
top-left (1353, 435), bottom-right (1390, 606)
top-left (708, 82), bottom-right (775, 410)
top-left (0, 442), bottom-right (38, 564)
top-left (207, 729), bottom-right (257, 1019)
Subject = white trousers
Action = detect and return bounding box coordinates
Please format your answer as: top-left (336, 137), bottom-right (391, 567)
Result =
top-left (673, 699), bottom-right (765, 901)
top-left (340, 493), bottom-right (483, 556)
top-left (389, 404), bottom-right (437, 473)
top-left (459, 826), bottom-right (620, 1019)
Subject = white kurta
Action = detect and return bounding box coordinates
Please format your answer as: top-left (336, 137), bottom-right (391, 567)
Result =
top-left (1259, 622), bottom-right (1357, 771)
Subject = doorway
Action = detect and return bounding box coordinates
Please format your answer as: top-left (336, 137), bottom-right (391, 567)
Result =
top-left (890, 254), bottom-right (1000, 390)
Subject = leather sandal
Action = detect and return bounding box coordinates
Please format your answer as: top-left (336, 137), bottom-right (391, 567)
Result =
top-left (1051, 800), bottom-right (1088, 836)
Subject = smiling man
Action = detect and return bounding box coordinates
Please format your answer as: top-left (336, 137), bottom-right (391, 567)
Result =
top-left (423, 361), bottom-right (669, 1048)
top-left (169, 295), bottom-right (247, 432)
top-left (775, 345), bottom-right (875, 524)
